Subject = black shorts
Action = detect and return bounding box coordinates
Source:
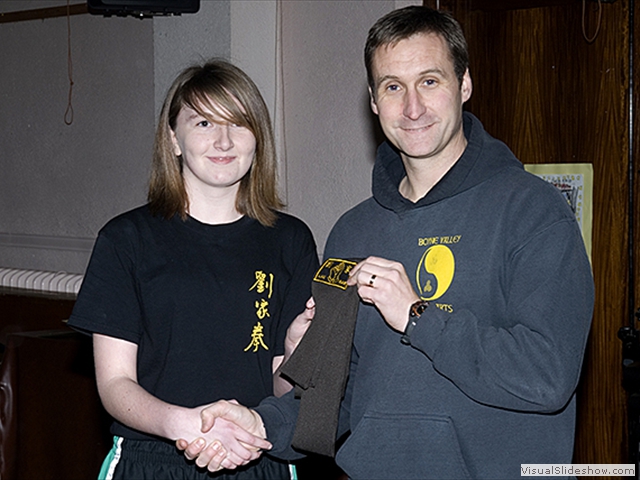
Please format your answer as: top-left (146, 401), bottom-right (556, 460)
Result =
top-left (99, 436), bottom-right (294, 480)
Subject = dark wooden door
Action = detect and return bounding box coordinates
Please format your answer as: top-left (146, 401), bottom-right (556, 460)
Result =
top-left (425, 0), bottom-right (637, 468)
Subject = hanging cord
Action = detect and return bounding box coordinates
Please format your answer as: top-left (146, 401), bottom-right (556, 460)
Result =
top-left (64, 0), bottom-right (74, 125)
top-left (582, 0), bottom-right (603, 43)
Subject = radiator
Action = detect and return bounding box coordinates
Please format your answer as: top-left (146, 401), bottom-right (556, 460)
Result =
top-left (0, 268), bottom-right (83, 295)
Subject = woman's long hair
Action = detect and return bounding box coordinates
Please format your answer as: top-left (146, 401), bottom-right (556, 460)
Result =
top-left (148, 59), bottom-right (282, 227)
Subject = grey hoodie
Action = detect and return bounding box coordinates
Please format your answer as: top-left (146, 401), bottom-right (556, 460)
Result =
top-left (259, 112), bottom-right (593, 479)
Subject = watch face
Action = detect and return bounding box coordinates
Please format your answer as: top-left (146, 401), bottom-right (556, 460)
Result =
top-left (411, 301), bottom-right (429, 317)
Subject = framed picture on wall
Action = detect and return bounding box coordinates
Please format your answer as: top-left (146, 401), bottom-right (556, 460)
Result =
top-left (524, 163), bottom-right (593, 262)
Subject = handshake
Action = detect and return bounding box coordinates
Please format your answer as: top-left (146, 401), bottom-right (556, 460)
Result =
top-left (173, 297), bottom-right (319, 473)
top-left (175, 399), bottom-right (270, 473)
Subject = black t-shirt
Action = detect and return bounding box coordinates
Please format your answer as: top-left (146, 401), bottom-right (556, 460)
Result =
top-left (68, 205), bottom-right (318, 441)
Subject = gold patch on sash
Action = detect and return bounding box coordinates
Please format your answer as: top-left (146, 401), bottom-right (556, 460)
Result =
top-left (313, 258), bottom-right (357, 290)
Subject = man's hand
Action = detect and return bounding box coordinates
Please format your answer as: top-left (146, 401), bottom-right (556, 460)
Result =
top-left (176, 400), bottom-right (269, 472)
top-left (347, 256), bottom-right (420, 332)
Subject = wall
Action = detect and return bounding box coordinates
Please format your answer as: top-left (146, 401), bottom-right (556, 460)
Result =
top-left (0, 1), bottom-right (230, 274)
top-left (0, 7), bottom-right (153, 273)
top-left (153, 0), bottom-right (231, 116)
top-left (0, 0), bottom-right (415, 275)
top-left (279, 0), bottom-right (392, 256)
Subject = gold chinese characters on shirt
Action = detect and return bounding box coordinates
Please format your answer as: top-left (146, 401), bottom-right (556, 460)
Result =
top-left (245, 270), bottom-right (274, 352)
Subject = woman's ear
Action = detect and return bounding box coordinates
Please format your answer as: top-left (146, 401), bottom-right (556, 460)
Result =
top-left (169, 128), bottom-right (182, 157)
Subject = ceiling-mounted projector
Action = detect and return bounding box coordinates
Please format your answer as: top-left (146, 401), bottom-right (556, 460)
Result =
top-left (87, 0), bottom-right (200, 18)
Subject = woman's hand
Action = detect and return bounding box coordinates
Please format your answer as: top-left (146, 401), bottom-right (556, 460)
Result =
top-left (176, 400), bottom-right (270, 472)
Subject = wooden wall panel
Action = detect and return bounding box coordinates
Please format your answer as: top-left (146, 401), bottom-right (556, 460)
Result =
top-left (427, 0), bottom-right (631, 468)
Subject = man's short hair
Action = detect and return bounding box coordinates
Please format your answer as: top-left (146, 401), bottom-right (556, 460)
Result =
top-left (365, 6), bottom-right (469, 91)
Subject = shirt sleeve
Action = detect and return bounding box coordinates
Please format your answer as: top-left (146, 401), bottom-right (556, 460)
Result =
top-left (67, 221), bottom-right (142, 344)
top-left (271, 220), bottom-right (319, 357)
top-left (256, 389), bottom-right (305, 461)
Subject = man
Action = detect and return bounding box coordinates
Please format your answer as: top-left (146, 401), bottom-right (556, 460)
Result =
top-left (181, 6), bottom-right (594, 479)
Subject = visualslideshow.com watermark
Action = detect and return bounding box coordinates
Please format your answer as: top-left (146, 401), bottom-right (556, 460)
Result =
top-left (521, 464), bottom-right (635, 477)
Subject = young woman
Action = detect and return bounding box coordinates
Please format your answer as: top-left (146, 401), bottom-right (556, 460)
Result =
top-left (68, 59), bottom-right (319, 480)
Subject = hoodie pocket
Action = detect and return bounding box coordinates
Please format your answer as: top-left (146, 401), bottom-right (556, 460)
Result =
top-left (336, 412), bottom-right (471, 480)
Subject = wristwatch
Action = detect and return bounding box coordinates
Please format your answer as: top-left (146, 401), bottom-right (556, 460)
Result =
top-left (401, 300), bottom-right (429, 345)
